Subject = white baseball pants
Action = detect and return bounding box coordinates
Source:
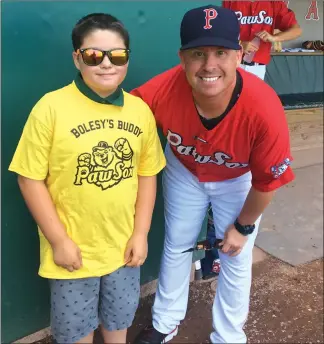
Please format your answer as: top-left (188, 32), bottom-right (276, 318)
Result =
top-left (152, 144), bottom-right (261, 343)
top-left (239, 64), bottom-right (266, 80)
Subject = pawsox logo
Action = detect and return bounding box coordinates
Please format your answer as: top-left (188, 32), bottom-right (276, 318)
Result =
top-left (235, 10), bottom-right (274, 25)
top-left (74, 139), bottom-right (134, 190)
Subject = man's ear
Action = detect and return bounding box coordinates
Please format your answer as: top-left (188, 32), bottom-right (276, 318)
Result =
top-left (72, 51), bottom-right (81, 71)
top-left (236, 48), bottom-right (243, 67)
top-left (178, 50), bottom-right (186, 69)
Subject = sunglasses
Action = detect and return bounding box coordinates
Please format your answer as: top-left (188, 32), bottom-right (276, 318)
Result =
top-left (77, 48), bottom-right (130, 66)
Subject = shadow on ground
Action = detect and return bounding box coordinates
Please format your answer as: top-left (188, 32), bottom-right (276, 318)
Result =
top-left (36, 257), bottom-right (323, 344)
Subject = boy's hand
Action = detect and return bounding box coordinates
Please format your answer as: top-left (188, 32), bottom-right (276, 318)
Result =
top-left (124, 233), bottom-right (148, 267)
top-left (52, 237), bottom-right (83, 272)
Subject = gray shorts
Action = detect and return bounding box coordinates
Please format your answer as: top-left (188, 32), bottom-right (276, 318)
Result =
top-left (49, 266), bottom-right (140, 343)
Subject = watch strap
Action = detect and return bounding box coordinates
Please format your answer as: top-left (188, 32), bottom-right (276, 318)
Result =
top-left (234, 218), bottom-right (255, 236)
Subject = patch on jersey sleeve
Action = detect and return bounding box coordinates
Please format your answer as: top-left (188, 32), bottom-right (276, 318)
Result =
top-left (270, 158), bottom-right (291, 179)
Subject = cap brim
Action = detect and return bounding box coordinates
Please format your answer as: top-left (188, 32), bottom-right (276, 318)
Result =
top-left (180, 37), bottom-right (241, 51)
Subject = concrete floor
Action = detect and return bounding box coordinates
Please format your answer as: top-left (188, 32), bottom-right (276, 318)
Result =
top-left (256, 163), bottom-right (323, 266)
top-left (256, 107), bottom-right (323, 265)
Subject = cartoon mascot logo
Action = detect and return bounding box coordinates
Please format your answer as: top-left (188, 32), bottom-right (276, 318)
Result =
top-left (74, 139), bottom-right (134, 190)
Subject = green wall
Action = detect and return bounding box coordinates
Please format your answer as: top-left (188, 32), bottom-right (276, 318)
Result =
top-left (265, 55), bottom-right (324, 95)
top-left (1, 1), bottom-right (220, 342)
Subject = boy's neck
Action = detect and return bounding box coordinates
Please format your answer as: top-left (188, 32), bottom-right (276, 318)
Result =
top-left (82, 78), bottom-right (118, 99)
top-left (88, 84), bottom-right (118, 99)
top-left (74, 73), bottom-right (124, 106)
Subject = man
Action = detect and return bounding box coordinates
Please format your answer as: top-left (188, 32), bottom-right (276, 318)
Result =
top-left (205, 0), bottom-right (301, 268)
top-left (223, 0), bottom-right (302, 80)
top-left (132, 5), bottom-right (294, 343)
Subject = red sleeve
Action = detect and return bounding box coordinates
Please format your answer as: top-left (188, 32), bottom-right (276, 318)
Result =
top-left (222, 1), bottom-right (231, 9)
top-left (130, 79), bottom-right (159, 113)
top-left (274, 2), bottom-right (298, 31)
top-left (250, 101), bottom-right (295, 192)
top-left (130, 75), bottom-right (167, 129)
top-left (130, 65), bottom-right (183, 128)
top-left (130, 65), bottom-right (180, 113)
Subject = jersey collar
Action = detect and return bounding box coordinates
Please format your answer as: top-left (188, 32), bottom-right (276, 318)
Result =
top-left (74, 73), bottom-right (124, 106)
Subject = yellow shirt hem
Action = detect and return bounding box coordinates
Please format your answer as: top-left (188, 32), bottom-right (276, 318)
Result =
top-left (38, 262), bottom-right (127, 280)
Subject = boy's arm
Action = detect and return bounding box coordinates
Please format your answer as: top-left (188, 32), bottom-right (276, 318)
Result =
top-left (123, 102), bottom-right (166, 267)
top-left (18, 176), bottom-right (82, 272)
top-left (124, 175), bottom-right (157, 267)
top-left (134, 175), bottom-right (157, 237)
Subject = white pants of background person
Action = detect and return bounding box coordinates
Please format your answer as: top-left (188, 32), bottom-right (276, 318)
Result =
top-left (152, 144), bottom-right (261, 343)
top-left (240, 63), bottom-right (266, 80)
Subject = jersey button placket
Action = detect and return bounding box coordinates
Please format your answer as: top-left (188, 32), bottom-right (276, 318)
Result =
top-left (193, 138), bottom-right (202, 178)
top-left (204, 139), bottom-right (213, 181)
top-left (195, 134), bottom-right (208, 180)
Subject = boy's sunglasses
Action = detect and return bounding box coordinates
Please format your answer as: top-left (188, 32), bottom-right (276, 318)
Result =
top-left (77, 48), bottom-right (130, 66)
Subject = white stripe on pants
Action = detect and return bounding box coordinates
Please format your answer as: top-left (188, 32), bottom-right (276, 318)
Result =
top-left (152, 144), bottom-right (261, 343)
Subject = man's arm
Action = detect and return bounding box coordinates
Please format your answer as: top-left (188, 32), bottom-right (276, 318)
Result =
top-left (273, 24), bottom-right (302, 42)
top-left (18, 176), bottom-right (82, 272)
top-left (237, 187), bottom-right (275, 225)
top-left (257, 1), bottom-right (302, 44)
top-left (124, 175), bottom-right (157, 267)
top-left (220, 187), bottom-right (276, 257)
top-left (221, 89), bottom-right (294, 256)
top-left (257, 23), bottom-right (302, 43)
top-left (220, 188), bottom-right (276, 257)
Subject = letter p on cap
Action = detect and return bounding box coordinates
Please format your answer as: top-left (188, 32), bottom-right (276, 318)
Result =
top-left (203, 8), bottom-right (218, 29)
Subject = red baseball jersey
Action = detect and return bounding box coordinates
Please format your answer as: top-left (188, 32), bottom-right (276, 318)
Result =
top-left (131, 65), bottom-right (294, 192)
top-left (223, 1), bottom-right (298, 64)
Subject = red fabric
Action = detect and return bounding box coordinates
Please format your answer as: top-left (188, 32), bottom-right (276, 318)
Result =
top-left (222, 1), bottom-right (298, 64)
top-left (131, 65), bottom-right (295, 192)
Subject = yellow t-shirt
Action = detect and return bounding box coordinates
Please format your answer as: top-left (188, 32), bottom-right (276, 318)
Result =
top-left (9, 82), bottom-right (166, 279)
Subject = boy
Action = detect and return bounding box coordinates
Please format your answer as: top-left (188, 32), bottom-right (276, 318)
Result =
top-left (9, 13), bottom-right (165, 343)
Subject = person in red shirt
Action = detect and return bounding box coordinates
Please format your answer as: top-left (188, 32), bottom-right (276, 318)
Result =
top-left (206, 1), bottom-right (301, 279)
top-left (132, 5), bottom-right (294, 344)
top-left (223, 1), bottom-right (302, 80)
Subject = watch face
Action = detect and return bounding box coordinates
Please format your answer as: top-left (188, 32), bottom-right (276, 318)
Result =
top-left (234, 220), bottom-right (255, 235)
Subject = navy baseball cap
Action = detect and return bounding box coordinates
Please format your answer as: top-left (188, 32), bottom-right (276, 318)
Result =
top-left (180, 5), bottom-right (241, 50)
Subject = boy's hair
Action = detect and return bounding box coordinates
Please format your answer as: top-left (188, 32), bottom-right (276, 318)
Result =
top-left (72, 13), bottom-right (130, 51)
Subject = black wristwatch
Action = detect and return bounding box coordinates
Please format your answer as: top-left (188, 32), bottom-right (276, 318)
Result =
top-left (234, 218), bottom-right (255, 236)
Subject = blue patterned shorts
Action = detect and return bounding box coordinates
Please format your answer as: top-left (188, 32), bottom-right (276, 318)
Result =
top-left (49, 266), bottom-right (140, 343)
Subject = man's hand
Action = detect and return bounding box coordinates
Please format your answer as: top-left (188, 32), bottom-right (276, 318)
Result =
top-left (241, 40), bottom-right (260, 54)
top-left (52, 237), bottom-right (83, 272)
top-left (256, 30), bottom-right (277, 43)
top-left (219, 225), bottom-right (248, 257)
top-left (124, 233), bottom-right (148, 267)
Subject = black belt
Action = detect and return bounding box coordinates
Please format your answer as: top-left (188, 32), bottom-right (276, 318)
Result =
top-left (242, 61), bottom-right (265, 66)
